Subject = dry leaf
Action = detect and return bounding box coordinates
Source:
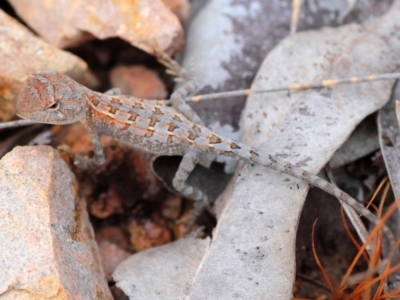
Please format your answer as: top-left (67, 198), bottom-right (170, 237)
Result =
top-left (330, 115), bottom-right (379, 168)
top-left (113, 236), bottom-right (210, 299)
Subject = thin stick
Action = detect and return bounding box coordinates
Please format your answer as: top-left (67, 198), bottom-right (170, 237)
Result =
top-left (188, 72), bottom-right (400, 102)
top-left (0, 119), bottom-right (38, 129)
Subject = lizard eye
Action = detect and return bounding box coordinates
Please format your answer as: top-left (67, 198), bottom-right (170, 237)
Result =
top-left (46, 102), bottom-right (60, 111)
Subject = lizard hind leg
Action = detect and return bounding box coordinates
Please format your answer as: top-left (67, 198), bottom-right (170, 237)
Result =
top-left (173, 149), bottom-right (209, 225)
top-left (173, 149), bottom-right (208, 202)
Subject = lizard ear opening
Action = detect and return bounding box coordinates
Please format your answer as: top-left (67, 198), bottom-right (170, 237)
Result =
top-left (45, 102), bottom-right (60, 111)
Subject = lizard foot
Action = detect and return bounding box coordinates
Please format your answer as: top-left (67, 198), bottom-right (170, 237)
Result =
top-left (57, 144), bottom-right (103, 170)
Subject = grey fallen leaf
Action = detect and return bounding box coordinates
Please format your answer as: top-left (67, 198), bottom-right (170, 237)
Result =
top-left (113, 236), bottom-right (210, 300)
top-left (27, 130), bottom-right (52, 146)
top-left (330, 115), bottom-right (379, 168)
top-left (182, 0), bottom-right (294, 129)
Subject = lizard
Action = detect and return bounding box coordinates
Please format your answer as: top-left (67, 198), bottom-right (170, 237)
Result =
top-left (15, 71), bottom-right (397, 277)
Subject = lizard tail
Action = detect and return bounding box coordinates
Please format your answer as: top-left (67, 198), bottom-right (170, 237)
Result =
top-left (226, 142), bottom-right (396, 281)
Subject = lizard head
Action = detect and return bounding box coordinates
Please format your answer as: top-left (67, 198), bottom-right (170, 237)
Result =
top-left (16, 72), bottom-right (88, 124)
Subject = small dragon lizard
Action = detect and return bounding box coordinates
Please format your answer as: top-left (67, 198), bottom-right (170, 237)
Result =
top-left (15, 71), bottom-right (397, 275)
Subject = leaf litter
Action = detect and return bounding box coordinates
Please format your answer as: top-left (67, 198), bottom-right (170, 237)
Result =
top-left (1, 0), bottom-right (400, 299)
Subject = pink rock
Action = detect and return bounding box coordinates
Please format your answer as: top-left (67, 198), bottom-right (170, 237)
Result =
top-left (8, 0), bottom-right (184, 54)
top-left (0, 146), bottom-right (112, 299)
top-left (109, 65), bottom-right (168, 99)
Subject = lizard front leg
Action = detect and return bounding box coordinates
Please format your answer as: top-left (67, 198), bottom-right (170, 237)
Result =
top-left (60, 125), bottom-right (106, 169)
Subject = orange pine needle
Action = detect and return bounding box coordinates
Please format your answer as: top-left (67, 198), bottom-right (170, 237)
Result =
top-left (311, 219), bottom-right (335, 294)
